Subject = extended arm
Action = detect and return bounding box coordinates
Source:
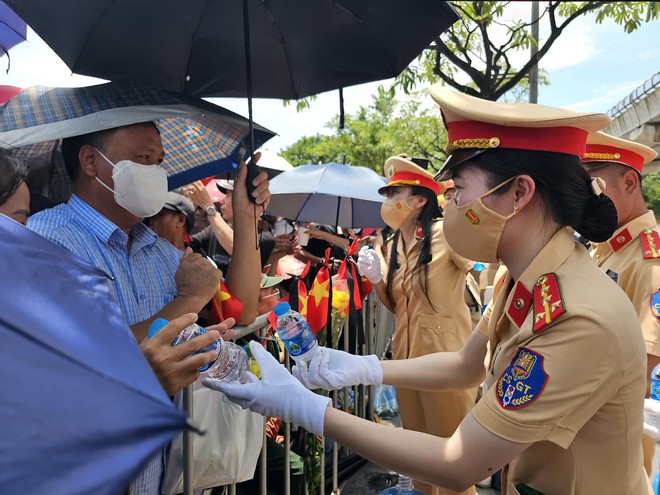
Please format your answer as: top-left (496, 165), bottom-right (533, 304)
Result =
top-left (323, 407), bottom-right (528, 492)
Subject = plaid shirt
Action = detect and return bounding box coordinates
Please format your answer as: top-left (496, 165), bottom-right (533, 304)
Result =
top-left (27, 194), bottom-right (182, 495)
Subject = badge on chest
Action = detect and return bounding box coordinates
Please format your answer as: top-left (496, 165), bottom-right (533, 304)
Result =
top-left (496, 348), bottom-right (548, 409)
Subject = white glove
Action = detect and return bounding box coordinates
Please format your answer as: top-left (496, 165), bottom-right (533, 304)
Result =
top-left (203, 341), bottom-right (331, 436)
top-left (357, 245), bottom-right (383, 283)
top-left (292, 346), bottom-right (383, 391)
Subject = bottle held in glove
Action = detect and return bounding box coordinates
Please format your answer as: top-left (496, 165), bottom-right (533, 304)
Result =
top-left (378, 474), bottom-right (423, 495)
top-left (273, 302), bottom-right (318, 363)
top-left (148, 318), bottom-right (250, 383)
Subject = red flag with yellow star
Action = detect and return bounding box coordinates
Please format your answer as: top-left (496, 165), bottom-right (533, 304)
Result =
top-left (210, 279), bottom-right (244, 322)
top-left (307, 249), bottom-right (331, 333)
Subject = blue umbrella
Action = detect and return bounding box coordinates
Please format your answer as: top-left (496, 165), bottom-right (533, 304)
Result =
top-left (0, 0), bottom-right (26, 68)
top-left (267, 162), bottom-right (387, 228)
top-left (0, 81), bottom-right (275, 203)
top-left (0, 215), bottom-right (187, 495)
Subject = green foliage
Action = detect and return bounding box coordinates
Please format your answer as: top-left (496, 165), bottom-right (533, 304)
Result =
top-left (280, 86), bottom-right (448, 174)
top-left (393, 1), bottom-right (659, 101)
top-left (642, 172), bottom-right (660, 216)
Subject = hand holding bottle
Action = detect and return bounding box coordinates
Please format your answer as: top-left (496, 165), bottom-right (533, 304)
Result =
top-left (357, 245), bottom-right (383, 283)
top-left (292, 346), bottom-right (383, 391)
top-left (203, 341), bottom-right (332, 436)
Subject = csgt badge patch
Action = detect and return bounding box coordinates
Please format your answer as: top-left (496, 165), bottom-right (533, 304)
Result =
top-left (651, 288), bottom-right (660, 321)
top-left (496, 348), bottom-right (548, 409)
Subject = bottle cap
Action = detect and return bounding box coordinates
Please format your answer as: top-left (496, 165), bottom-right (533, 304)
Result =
top-left (147, 318), bottom-right (170, 338)
top-left (273, 301), bottom-right (291, 317)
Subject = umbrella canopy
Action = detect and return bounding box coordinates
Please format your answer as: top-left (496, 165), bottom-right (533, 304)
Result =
top-left (267, 162), bottom-right (386, 228)
top-left (5, 0), bottom-right (459, 99)
top-left (0, 215), bottom-right (187, 495)
top-left (0, 1), bottom-right (26, 55)
top-left (253, 149), bottom-right (293, 179)
top-left (0, 81), bottom-right (275, 203)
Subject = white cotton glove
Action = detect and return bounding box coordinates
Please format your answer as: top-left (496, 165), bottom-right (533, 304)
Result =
top-left (203, 341), bottom-right (331, 436)
top-left (292, 346), bottom-right (383, 391)
top-left (357, 245), bottom-right (383, 283)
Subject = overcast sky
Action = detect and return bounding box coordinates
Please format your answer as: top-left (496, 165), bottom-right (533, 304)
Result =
top-left (3, 3), bottom-right (658, 152)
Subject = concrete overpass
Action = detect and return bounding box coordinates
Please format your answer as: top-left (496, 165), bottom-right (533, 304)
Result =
top-left (604, 71), bottom-right (660, 174)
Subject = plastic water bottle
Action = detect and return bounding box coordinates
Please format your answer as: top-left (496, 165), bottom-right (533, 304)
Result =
top-left (378, 475), bottom-right (423, 494)
top-left (148, 318), bottom-right (250, 383)
top-left (273, 302), bottom-right (318, 363)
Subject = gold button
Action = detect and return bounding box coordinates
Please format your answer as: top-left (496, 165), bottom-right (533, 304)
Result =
top-left (513, 298), bottom-right (525, 310)
top-left (616, 235), bottom-right (625, 243)
top-left (489, 137), bottom-right (500, 148)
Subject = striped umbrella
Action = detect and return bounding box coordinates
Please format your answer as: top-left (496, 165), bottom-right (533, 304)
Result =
top-left (0, 80), bottom-right (275, 203)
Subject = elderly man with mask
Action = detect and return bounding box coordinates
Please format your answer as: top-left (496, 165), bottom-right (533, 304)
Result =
top-left (27, 121), bottom-right (270, 495)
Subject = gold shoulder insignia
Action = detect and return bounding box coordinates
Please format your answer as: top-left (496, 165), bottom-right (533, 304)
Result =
top-left (532, 273), bottom-right (566, 333)
top-left (640, 229), bottom-right (660, 260)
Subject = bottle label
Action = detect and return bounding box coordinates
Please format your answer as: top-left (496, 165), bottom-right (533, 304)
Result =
top-left (280, 320), bottom-right (316, 357)
top-left (652, 379), bottom-right (660, 401)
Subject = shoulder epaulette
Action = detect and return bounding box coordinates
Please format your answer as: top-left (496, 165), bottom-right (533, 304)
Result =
top-left (640, 229), bottom-right (660, 259)
top-left (532, 273), bottom-right (566, 333)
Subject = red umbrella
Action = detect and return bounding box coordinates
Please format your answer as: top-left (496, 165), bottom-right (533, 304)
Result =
top-left (0, 84), bottom-right (21, 102)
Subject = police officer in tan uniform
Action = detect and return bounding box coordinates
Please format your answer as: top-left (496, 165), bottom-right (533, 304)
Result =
top-left (358, 155), bottom-right (477, 495)
top-left (582, 132), bottom-right (659, 475)
top-left (205, 87), bottom-right (651, 495)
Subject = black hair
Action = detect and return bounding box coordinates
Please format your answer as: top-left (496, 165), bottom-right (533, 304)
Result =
top-left (0, 149), bottom-right (29, 206)
top-left (61, 122), bottom-right (160, 182)
top-left (61, 129), bottom-right (115, 182)
top-left (386, 185), bottom-right (443, 310)
top-left (469, 149), bottom-right (617, 242)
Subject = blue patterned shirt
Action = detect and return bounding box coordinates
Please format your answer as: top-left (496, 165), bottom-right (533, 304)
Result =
top-left (27, 194), bottom-right (182, 494)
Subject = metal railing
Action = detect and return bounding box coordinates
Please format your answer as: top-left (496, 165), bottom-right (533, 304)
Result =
top-left (607, 71), bottom-right (660, 119)
top-left (180, 291), bottom-right (394, 495)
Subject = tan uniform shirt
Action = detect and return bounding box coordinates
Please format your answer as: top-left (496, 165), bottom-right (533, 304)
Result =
top-left (473, 229), bottom-right (648, 495)
top-left (389, 220), bottom-right (477, 495)
top-left (591, 211), bottom-right (660, 357)
top-left (390, 219), bottom-right (474, 359)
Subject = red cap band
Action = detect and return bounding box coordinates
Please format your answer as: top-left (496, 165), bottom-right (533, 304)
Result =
top-left (447, 121), bottom-right (589, 157)
top-left (583, 144), bottom-right (644, 173)
top-left (386, 171), bottom-right (440, 195)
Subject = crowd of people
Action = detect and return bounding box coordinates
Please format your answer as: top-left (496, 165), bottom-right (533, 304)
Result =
top-left (1, 81), bottom-right (658, 495)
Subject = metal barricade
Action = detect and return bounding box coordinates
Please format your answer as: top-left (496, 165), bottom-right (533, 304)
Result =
top-left (181, 290), bottom-right (391, 495)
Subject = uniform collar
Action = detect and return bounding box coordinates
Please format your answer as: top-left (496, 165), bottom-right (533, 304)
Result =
top-left (596, 211), bottom-right (657, 253)
top-left (505, 228), bottom-right (574, 329)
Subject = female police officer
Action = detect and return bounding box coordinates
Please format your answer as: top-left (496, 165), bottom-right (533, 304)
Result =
top-left (205, 86), bottom-right (650, 495)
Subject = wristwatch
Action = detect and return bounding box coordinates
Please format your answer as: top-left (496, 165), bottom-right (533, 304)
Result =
top-left (205, 205), bottom-right (217, 216)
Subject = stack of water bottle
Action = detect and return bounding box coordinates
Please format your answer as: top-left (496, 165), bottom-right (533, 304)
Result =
top-left (148, 301), bottom-right (318, 385)
top-left (645, 364), bottom-right (660, 494)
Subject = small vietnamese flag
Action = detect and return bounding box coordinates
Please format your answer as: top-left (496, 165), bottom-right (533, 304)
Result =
top-left (210, 279), bottom-right (243, 322)
top-left (307, 249), bottom-right (331, 333)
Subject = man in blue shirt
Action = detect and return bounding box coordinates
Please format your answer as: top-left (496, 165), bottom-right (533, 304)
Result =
top-left (28, 121), bottom-right (270, 494)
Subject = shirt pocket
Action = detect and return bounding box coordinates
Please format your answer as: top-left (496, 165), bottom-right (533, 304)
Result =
top-left (415, 313), bottom-right (463, 354)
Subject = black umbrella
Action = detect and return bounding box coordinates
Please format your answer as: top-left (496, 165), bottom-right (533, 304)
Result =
top-left (5, 0), bottom-right (458, 100)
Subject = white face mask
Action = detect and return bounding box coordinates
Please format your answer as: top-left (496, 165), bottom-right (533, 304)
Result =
top-left (95, 149), bottom-right (169, 218)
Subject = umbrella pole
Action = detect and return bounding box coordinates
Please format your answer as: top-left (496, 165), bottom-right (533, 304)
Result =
top-left (183, 385), bottom-right (194, 495)
top-left (242, 0), bottom-right (255, 159)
